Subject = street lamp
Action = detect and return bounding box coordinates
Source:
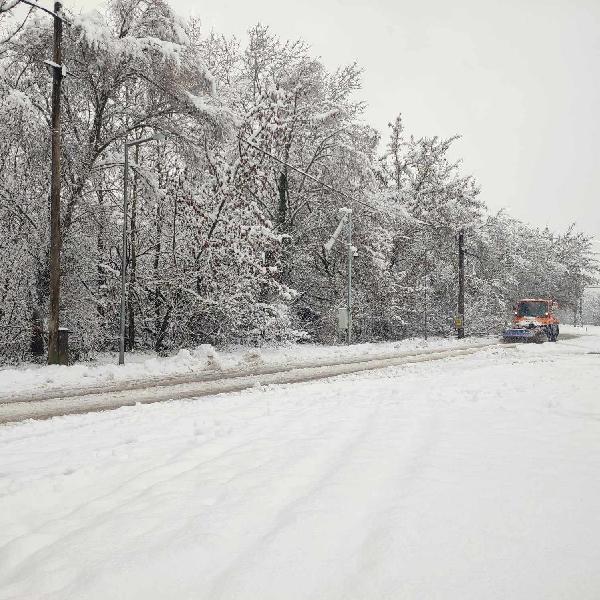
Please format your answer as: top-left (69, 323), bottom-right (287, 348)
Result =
top-left (119, 132), bottom-right (166, 365)
top-left (323, 207), bottom-right (355, 344)
top-left (422, 274), bottom-right (430, 341)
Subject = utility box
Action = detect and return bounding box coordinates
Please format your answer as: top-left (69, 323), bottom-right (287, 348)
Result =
top-left (58, 327), bottom-right (71, 366)
top-left (337, 307), bottom-right (348, 334)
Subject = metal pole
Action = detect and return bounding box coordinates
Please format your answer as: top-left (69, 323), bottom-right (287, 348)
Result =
top-left (119, 143), bottom-right (129, 365)
top-left (424, 277), bottom-right (428, 341)
top-left (458, 229), bottom-right (465, 339)
top-left (347, 209), bottom-right (353, 345)
top-left (47, 1), bottom-right (63, 365)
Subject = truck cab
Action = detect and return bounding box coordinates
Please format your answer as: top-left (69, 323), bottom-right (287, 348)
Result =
top-left (504, 298), bottom-right (560, 342)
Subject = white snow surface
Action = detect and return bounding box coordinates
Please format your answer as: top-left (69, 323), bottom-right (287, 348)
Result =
top-left (1, 327), bottom-right (600, 599)
top-left (0, 336), bottom-right (485, 401)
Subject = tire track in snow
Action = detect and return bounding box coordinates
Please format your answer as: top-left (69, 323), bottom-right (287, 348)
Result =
top-left (0, 395), bottom-right (371, 596)
top-left (0, 434), bottom-right (269, 582)
top-left (0, 343), bottom-right (501, 423)
top-left (0, 398), bottom-right (301, 574)
top-left (336, 403), bottom-right (445, 598)
top-left (205, 396), bottom-right (387, 599)
top-left (2, 330), bottom-right (599, 599)
top-left (205, 385), bottom-right (447, 599)
top-left (1, 342), bottom-right (497, 406)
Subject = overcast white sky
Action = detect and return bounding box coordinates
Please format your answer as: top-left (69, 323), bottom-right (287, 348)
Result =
top-left (76, 0), bottom-right (600, 239)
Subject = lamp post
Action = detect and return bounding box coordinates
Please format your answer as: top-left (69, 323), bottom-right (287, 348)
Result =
top-left (323, 207), bottom-right (355, 344)
top-left (119, 132), bottom-right (165, 365)
top-left (423, 274), bottom-right (429, 341)
top-left (346, 207), bottom-right (354, 344)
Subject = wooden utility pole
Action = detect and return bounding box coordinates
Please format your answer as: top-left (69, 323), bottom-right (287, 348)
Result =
top-left (457, 229), bottom-right (465, 339)
top-left (423, 277), bottom-right (428, 341)
top-left (346, 209), bottom-right (353, 345)
top-left (47, 1), bottom-right (63, 364)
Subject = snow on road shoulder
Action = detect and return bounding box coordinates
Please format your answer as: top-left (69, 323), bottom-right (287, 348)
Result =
top-left (0, 335), bottom-right (493, 400)
top-left (1, 337), bottom-right (600, 599)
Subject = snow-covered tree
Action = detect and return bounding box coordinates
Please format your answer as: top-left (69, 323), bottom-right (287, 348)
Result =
top-left (0, 1), bottom-right (597, 363)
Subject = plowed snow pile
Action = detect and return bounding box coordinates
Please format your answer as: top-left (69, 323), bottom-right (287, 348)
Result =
top-left (1, 328), bottom-right (600, 599)
top-left (0, 336), bottom-right (484, 401)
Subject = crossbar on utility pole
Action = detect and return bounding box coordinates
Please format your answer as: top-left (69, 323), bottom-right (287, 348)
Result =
top-left (47, 1), bottom-right (63, 365)
top-left (20, 0), bottom-right (68, 21)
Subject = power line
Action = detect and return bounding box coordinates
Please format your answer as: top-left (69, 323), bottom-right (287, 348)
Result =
top-left (97, 67), bottom-right (430, 226)
top-left (238, 136), bottom-right (378, 212)
top-left (118, 72), bottom-right (424, 224)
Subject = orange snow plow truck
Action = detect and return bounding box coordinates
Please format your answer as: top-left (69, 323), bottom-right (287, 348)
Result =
top-left (502, 298), bottom-right (560, 343)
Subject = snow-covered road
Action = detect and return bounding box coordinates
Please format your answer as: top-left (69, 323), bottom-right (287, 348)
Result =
top-left (1, 329), bottom-right (600, 599)
top-left (0, 341), bottom-right (497, 423)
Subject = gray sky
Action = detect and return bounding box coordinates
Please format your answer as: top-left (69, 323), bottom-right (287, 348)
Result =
top-left (78, 0), bottom-right (600, 239)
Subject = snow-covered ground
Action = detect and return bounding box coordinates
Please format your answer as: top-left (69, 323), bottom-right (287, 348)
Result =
top-left (0, 336), bottom-right (486, 402)
top-left (0, 342), bottom-right (496, 423)
top-left (1, 327), bottom-right (600, 599)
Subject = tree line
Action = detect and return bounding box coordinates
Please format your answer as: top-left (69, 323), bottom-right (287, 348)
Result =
top-left (0, 0), bottom-right (596, 362)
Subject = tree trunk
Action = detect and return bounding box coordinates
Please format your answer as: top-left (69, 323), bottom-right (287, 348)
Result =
top-left (30, 308), bottom-right (44, 356)
top-left (277, 170), bottom-right (287, 230)
top-left (275, 170), bottom-right (292, 284)
top-left (154, 151), bottom-right (164, 350)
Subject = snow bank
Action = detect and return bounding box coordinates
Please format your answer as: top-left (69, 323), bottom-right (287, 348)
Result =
top-left (0, 344), bottom-right (219, 396)
top-left (0, 336), bottom-right (491, 400)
